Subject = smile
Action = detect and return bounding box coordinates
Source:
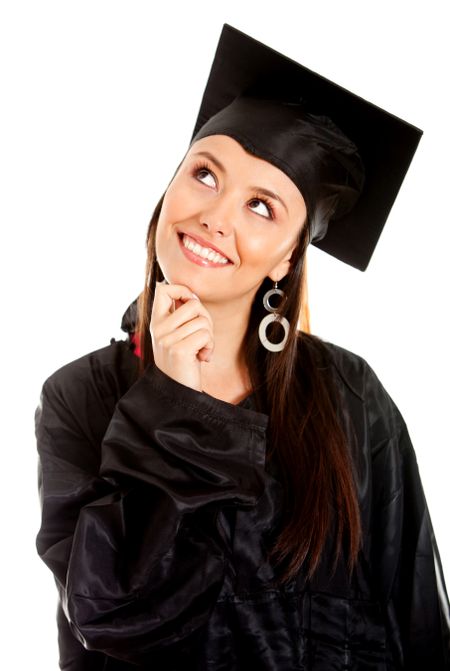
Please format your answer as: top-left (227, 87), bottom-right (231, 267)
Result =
top-left (179, 233), bottom-right (231, 266)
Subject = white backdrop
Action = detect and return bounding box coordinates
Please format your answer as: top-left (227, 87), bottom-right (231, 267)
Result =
top-left (1, 1), bottom-right (448, 668)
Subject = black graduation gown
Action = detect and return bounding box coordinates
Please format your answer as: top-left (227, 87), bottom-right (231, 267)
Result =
top-left (35, 300), bottom-right (450, 670)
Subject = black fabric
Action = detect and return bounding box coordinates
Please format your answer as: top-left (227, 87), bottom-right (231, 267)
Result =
top-left (190, 24), bottom-right (423, 271)
top-left (36, 305), bottom-right (450, 670)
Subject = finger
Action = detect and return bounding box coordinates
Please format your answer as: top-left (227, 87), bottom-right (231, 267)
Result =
top-left (170, 328), bottom-right (215, 362)
top-left (197, 346), bottom-right (213, 363)
top-left (152, 282), bottom-right (197, 320)
top-left (174, 292), bottom-right (198, 310)
top-left (154, 297), bottom-right (213, 336)
top-left (157, 316), bottom-right (213, 353)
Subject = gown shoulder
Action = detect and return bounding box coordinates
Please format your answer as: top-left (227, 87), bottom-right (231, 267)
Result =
top-left (35, 328), bottom-right (450, 669)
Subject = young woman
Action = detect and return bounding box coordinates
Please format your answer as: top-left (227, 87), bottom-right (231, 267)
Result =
top-left (35, 25), bottom-right (450, 670)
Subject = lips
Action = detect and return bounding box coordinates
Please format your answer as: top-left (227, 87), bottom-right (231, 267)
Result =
top-left (178, 232), bottom-right (233, 265)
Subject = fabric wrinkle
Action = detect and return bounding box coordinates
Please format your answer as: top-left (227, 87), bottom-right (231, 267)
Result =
top-left (34, 300), bottom-right (450, 670)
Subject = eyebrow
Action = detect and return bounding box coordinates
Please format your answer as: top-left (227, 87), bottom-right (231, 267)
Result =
top-left (250, 185), bottom-right (289, 215)
top-left (192, 150), bottom-right (289, 214)
top-left (193, 150), bottom-right (226, 173)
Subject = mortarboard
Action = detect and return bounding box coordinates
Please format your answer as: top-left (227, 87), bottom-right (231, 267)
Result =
top-left (190, 24), bottom-right (422, 271)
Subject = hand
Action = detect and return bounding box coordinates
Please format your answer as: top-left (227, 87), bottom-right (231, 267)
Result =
top-left (150, 282), bottom-right (214, 391)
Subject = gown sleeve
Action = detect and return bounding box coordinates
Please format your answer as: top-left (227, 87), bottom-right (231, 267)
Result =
top-left (36, 360), bottom-right (268, 665)
top-left (364, 364), bottom-right (450, 669)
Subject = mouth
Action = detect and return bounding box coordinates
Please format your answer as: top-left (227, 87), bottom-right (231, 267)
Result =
top-left (178, 232), bottom-right (233, 267)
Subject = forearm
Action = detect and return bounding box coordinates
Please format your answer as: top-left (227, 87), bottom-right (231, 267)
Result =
top-left (37, 363), bottom-right (268, 664)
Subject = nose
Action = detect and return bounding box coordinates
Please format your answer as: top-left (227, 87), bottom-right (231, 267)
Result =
top-left (200, 196), bottom-right (234, 237)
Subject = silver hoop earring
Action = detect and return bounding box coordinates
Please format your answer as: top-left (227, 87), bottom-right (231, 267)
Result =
top-left (258, 282), bottom-right (290, 353)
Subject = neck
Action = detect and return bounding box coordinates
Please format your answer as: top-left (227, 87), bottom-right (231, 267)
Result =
top-left (202, 297), bottom-right (251, 369)
top-left (199, 296), bottom-right (255, 403)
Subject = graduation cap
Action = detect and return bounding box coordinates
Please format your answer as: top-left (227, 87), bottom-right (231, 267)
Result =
top-left (190, 24), bottom-right (422, 271)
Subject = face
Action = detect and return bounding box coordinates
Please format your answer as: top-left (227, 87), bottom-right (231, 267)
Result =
top-left (155, 134), bottom-right (307, 308)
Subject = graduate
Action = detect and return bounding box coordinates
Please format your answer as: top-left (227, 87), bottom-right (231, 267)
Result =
top-left (35, 24), bottom-right (450, 670)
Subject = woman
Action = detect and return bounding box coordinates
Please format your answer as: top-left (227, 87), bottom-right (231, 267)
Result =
top-left (35, 25), bottom-right (450, 670)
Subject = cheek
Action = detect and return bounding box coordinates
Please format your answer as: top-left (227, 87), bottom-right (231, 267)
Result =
top-left (238, 230), bottom-right (291, 269)
top-left (155, 185), bottom-right (198, 259)
top-left (159, 186), bottom-right (191, 223)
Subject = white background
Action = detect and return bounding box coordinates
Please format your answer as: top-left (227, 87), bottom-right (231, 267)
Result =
top-left (1, 0), bottom-right (448, 668)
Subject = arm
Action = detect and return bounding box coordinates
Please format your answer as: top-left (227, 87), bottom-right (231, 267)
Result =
top-left (36, 362), bottom-right (267, 665)
top-left (368, 381), bottom-right (450, 669)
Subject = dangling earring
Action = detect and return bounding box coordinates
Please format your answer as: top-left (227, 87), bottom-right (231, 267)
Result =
top-left (258, 281), bottom-right (290, 352)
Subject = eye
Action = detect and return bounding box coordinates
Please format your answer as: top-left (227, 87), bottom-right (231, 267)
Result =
top-left (248, 197), bottom-right (274, 219)
top-left (193, 162), bottom-right (216, 188)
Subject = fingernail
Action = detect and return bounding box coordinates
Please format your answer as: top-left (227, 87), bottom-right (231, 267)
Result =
top-left (191, 293), bottom-right (199, 300)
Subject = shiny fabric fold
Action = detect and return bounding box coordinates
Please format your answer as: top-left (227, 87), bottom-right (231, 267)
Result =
top-left (35, 333), bottom-right (450, 669)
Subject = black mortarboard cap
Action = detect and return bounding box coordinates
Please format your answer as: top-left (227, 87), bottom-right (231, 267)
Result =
top-left (190, 25), bottom-right (422, 271)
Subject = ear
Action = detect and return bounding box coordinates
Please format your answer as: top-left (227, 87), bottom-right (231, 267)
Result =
top-left (268, 246), bottom-right (295, 283)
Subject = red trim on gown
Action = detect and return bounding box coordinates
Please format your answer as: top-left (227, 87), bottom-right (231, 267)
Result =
top-left (130, 333), bottom-right (142, 358)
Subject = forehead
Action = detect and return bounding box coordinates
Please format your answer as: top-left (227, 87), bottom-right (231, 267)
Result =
top-left (187, 134), bottom-right (304, 203)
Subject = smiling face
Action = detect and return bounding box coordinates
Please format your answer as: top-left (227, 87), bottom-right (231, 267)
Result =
top-left (155, 134), bottom-right (308, 308)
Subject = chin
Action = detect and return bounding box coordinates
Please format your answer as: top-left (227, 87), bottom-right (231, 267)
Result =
top-left (162, 269), bottom-right (203, 294)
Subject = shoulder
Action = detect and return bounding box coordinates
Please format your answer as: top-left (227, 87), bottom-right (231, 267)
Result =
top-left (40, 339), bottom-right (139, 420)
top-left (301, 338), bottom-right (418, 510)
top-left (319, 339), bottom-right (382, 401)
top-left (35, 340), bottom-right (141, 486)
top-left (301, 334), bottom-right (406, 440)
top-left (300, 333), bottom-right (381, 396)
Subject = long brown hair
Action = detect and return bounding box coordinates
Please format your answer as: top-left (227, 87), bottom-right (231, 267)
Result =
top-left (136, 193), bottom-right (361, 582)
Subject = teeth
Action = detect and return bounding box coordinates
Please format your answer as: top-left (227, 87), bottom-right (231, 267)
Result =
top-left (182, 235), bottom-right (229, 264)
